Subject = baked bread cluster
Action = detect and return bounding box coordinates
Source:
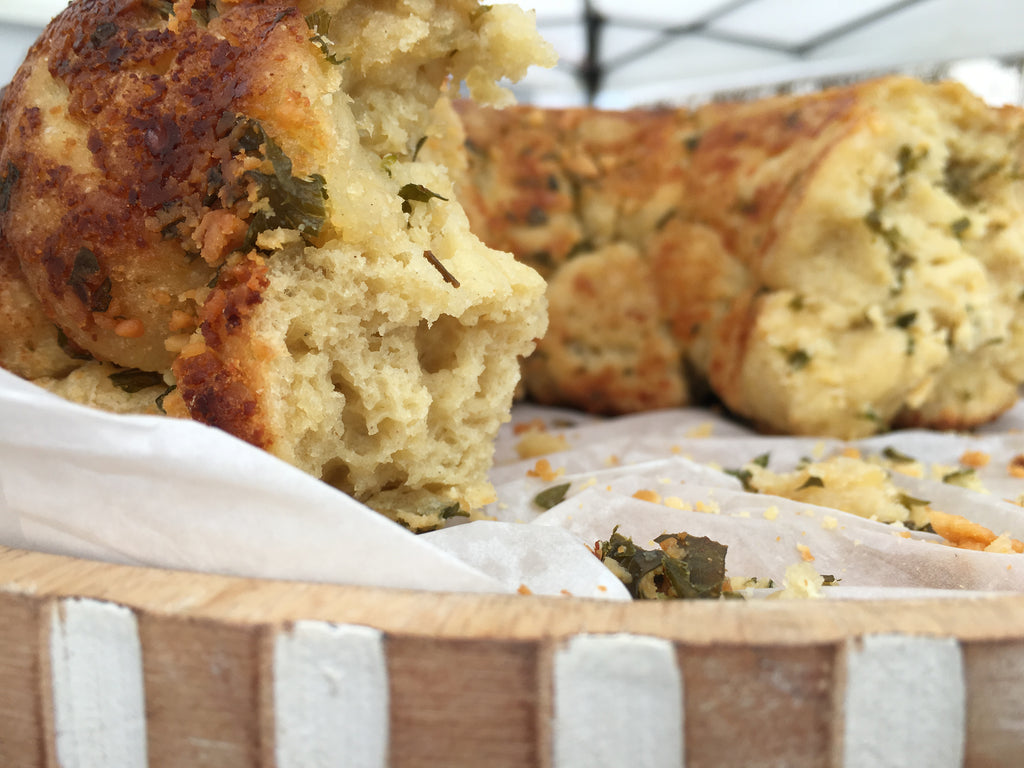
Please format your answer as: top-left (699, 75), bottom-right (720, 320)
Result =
top-left (0, 0), bottom-right (553, 528)
top-left (458, 78), bottom-right (1024, 438)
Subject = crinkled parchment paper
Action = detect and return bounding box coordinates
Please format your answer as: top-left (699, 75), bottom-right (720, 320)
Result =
top-left (3, 367), bottom-right (1024, 600)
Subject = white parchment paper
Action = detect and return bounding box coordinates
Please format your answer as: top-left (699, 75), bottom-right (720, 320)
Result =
top-left (4, 366), bottom-right (1024, 600)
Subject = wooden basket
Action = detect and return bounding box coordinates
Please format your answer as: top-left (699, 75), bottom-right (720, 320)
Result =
top-left (2, 545), bottom-right (1022, 766)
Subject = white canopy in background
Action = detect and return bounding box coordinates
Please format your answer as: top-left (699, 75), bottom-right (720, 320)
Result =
top-left (512, 0), bottom-right (1024, 107)
top-left (0, 0), bottom-right (1022, 106)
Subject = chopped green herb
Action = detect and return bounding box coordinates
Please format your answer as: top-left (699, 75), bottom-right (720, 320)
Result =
top-left (143, 0), bottom-right (213, 24)
top-left (470, 4), bottom-right (494, 22)
top-left (55, 327), bottom-right (94, 361)
top-left (897, 144), bottom-right (928, 176)
top-left (398, 183), bottom-right (448, 214)
top-left (942, 468), bottom-right (976, 486)
top-left (944, 156), bottom-right (1001, 206)
top-left (534, 482), bottom-right (571, 510)
top-left (890, 252), bottom-right (915, 295)
top-left (380, 153), bottom-right (399, 177)
top-left (597, 527), bottom-right (728, 600)
top-left (894, 311), bottom-right (917, 329)
top-left (786, 348), bottom-right (811, 371)
top-left (305, 10), bottom-right (346, 64)
top-left (67, 247), bottom-right (112, 312)
top-left (305, 9), bottom-right (331, 35)
top-left (898, 493), bottom-right (931, 508)
top-left (0, 161), bottom-right (20, 219)
top-left (160, 216), bottom-right (186, 241)
top-left (951, 217), bottom-right (971, 238)
top-left (883, 446), bottom-right (916, 463)
top-left (207, 263), bottom-right (224, 289)
top-left (441, 502), bottom-right (470, 520)
top-left (859, 406), bottom-right (883, 425)
top-left (797, 475), bottom-right (825, 490)
top-left (725, 467), bottom-right (755, 491)
top-left (684, 134), bottom-right (702, 152)
top-left (864, 208), bottom-right (902, 250)
top-left (412, 136), bottom-right (428, 162)
top-left (109, 368), bottom-right (165, 394)
top-left (143, 0), bottom-right (174, 19)
top-left (788, 294), bottom-right (805, 311)
top-left (654, 209), bottom-right (676, 231)
top-left (240, 120), bottom-right (328, 249)
top-left (155, 384), bottom-right (176, 413)
top-left (821, 574), bottom-right (840, 586)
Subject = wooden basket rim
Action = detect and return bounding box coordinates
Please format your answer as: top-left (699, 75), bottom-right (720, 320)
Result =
top-left (4, 544), bottom-right (1024, 643)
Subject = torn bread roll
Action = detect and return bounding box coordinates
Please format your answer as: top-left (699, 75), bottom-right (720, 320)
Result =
top-left (458, 77), bottom-right (1024, 438)
top-left (0, 0), bottom-right (553, 529)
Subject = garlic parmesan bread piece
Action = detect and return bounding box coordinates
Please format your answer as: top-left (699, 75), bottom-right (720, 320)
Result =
top-left (459, 78), bottom-right (1024, 438)
top-left (0, 0), bottom-right (552, 528)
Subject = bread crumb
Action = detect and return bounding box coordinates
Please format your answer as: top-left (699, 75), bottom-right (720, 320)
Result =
top-left (513, 418), bottom-right (547, 436)
top-left (685, 422), bottom-right (714, 438)
top-left (633, 489), bottom-right (661, 503)
top-left (517, 584), bottom-right (533, 595)
top-left (796, 543), bottom-right (814, 562)
top-left (822, 515), bottom-right (838, 530)
top-left (663, 496), bottom-right (691, 511)
top-left (960, 450), bottom-right (990, 468)
top-left (515, 430), bottom-right (569, 459)
top-left (526, 458), bottom-right (564, 482)
top-left (985, 534), bottom-right (1018, 554)
top-left (1009, 454), bottom-right (1024, 478)
top-left (764, 506), bottom-right (780, 521)
top-left (773, 562), bottom-right (824, 600)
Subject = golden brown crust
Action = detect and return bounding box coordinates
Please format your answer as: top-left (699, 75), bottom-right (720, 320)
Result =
top-left (172, 254), bottom-right (272, 449)
top-left (0, 0), bottom-right (327, 372)
top-left (459, 78), bottom-right (1024, 438)
top-left (683, 89), bottom-right (861, 266)
top-left (457, 102), bottom-right (694, 412)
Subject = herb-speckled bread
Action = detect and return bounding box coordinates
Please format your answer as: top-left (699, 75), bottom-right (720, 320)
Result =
top-left (459, 78), bottom-right (1024, 438)
top-left (0, 0), bottom-right (553, 528)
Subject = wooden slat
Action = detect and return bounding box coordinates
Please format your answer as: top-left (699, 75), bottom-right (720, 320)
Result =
top-left (138, 613), bottom-right (266, 768)
top-left (0, 591), bottom-right (44, 768)
top-left (964, 639), bottom-right (1024, 766)
top-left (678, 643), bottom-right (837, 768)
top-left (387, 636), bottom-right (542, 768)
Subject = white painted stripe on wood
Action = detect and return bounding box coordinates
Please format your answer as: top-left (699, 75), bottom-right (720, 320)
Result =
top-left (48, 598), bottom-right (148, 768)
top-left (274, 622), bottom-right (389, 768)
top-left (842, 634), bottom-right (965, 768)
top-left (553, 633), bottom-right (683, 768)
